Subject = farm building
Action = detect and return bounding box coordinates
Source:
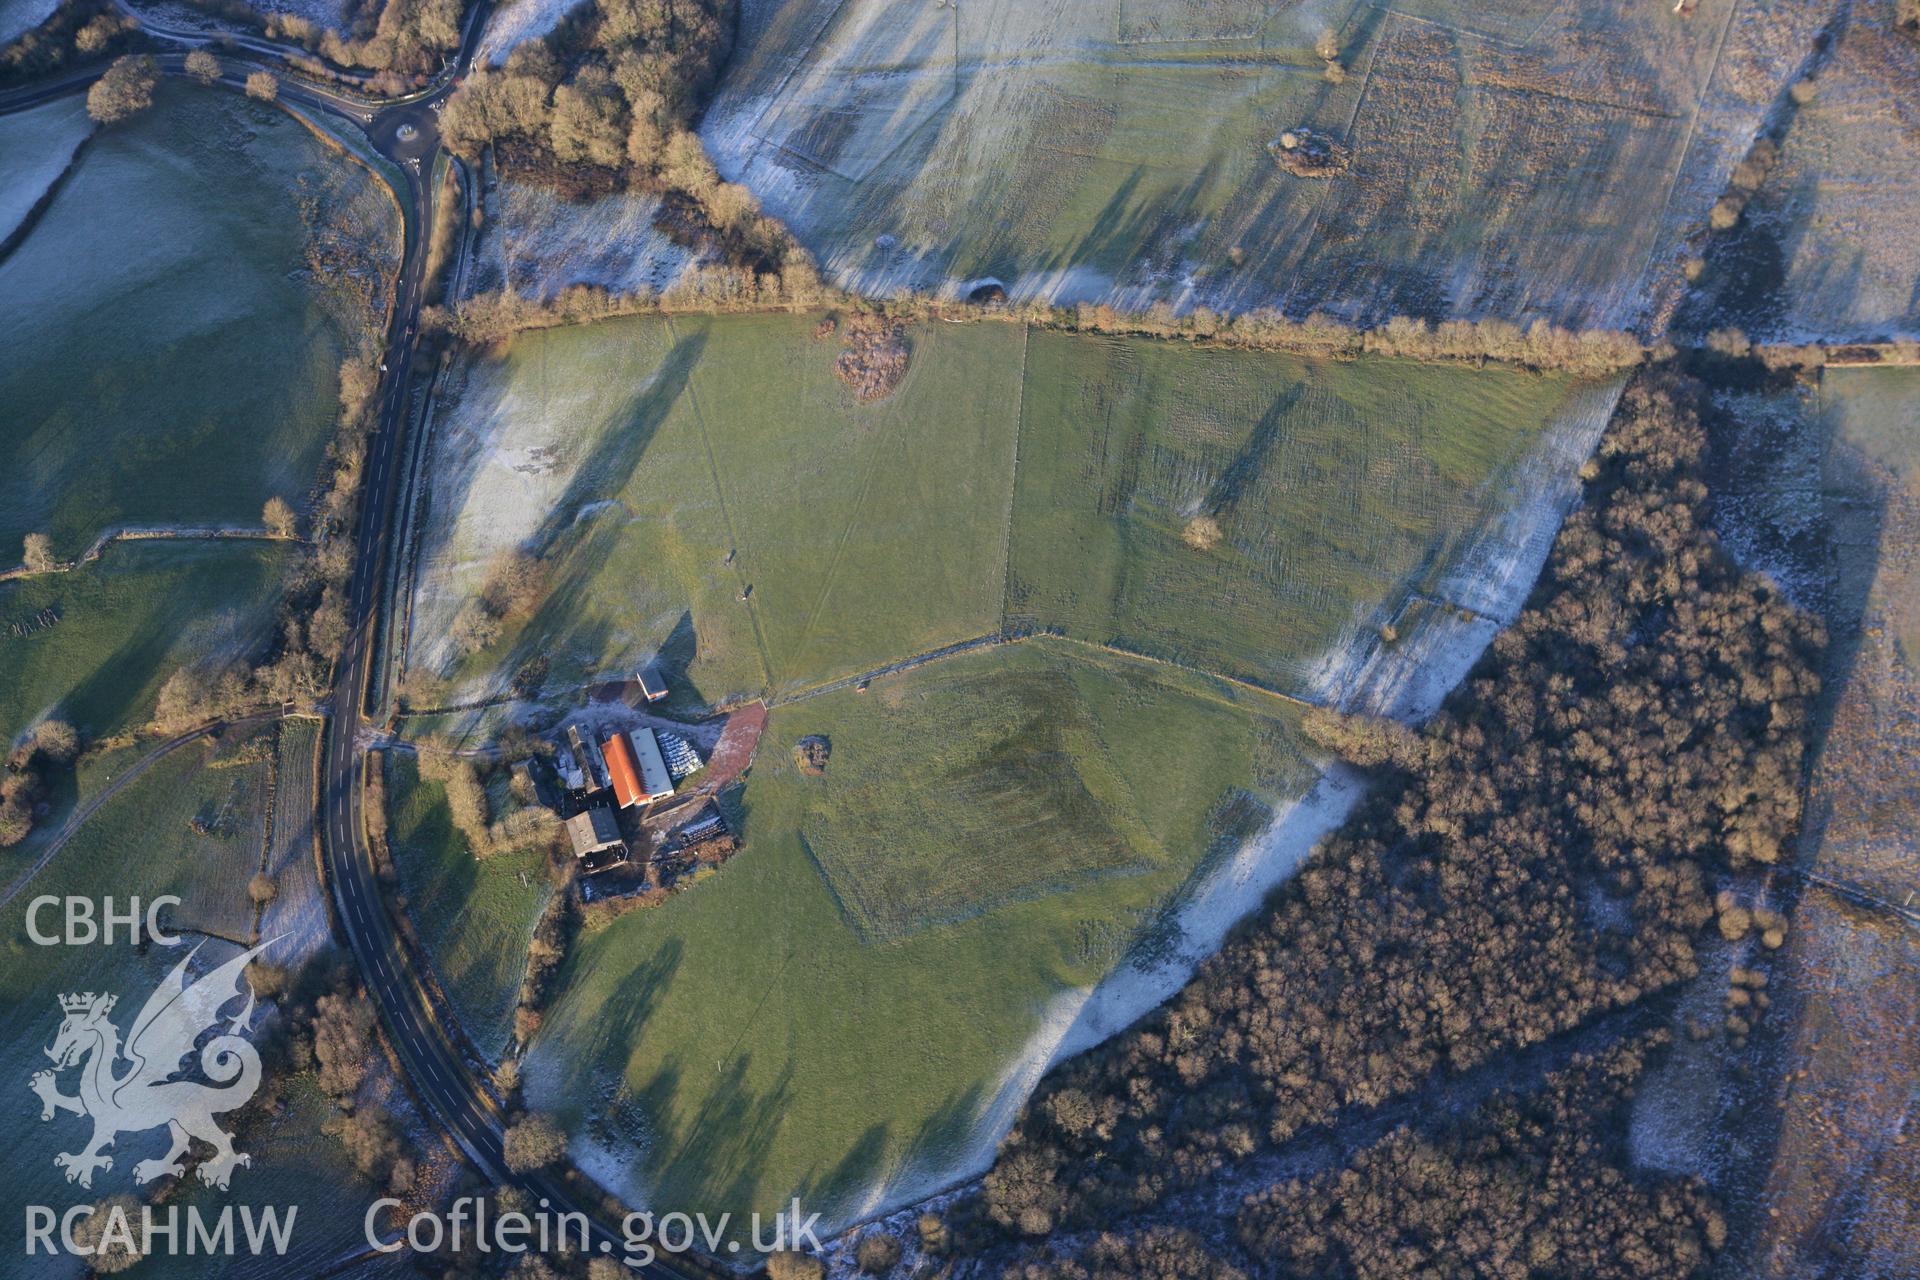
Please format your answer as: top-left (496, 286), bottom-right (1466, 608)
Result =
top-left (638, 665), bottom-right (670, 702)
top-left (565, 803), bottom-right (625, 866)
top-left (568, 724), bottom-right (608, 791)
top-left (604, 728), bottom-right (676, 808)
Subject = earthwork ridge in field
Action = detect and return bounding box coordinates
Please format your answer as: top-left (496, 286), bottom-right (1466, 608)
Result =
top-left (697, 0), bottom-right (1832, 330)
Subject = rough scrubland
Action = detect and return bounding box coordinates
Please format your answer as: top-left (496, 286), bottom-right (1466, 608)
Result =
top-left (698, 0), bottom-right (1829, 328)
top-left (0, 82), bottom-right (398, 560)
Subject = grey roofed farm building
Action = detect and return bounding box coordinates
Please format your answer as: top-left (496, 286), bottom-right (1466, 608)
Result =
top-left (565, 804), bottom-right (624, 859)
top-left (638, 665), bottom-right (669, 702)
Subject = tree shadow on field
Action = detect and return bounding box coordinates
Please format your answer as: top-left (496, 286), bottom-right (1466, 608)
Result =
top-left (650, 1054), bottom-right (797, 1215)
top-left (1020, 158), bottom-right (1226, 298)
top-left (1203, 384), bottom-right (1306, 522)
top-left (790, 1081), bottom-right (989, 1230)
top-left (1693, 379), bottom-right (1890, 1267)
top-left (480, 334), bottom-right (707, 696)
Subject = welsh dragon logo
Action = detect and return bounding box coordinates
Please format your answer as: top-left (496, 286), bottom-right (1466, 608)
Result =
top-left (29, 941), bottom-right (270, 1191)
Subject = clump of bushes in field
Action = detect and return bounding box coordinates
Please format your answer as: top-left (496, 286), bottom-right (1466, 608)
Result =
top-left (792, 735), bottom-right (831, 776)
top-left (833, 313), bottom-right (910, 401)
top-left (1707, 135), bottom-right (1781, 233)
top-left (449, 549), bottom-right (549, 658)
top-left (415, 745), bottom-right (560, 858)
top-left (85, 53), bottom-right (158, 124)
top-left (1267, 128), bottom-right (1351, 177)
top-left (0, 720), bottom-right (80, 847)
top-left (267, 962), bottom-right (418, 1195)
top-left (967, 369), bottom-right (1822, 1242)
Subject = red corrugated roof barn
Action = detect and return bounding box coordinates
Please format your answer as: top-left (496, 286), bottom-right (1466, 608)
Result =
top-left (603, 731), bottom-right (645, 808)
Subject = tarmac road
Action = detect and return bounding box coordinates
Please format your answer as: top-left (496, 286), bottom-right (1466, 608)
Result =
top-left (1, 13), bottom-right (714, 1271)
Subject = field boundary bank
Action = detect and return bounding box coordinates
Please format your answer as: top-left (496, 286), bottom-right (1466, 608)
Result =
top-left (436, 290), bottom-right (1920, 381)
top-left (0, 712), bottom-right (280, 911)
top-left (993, 325), bottom-right (1032, 636)
top-left (0, 124), bottom-right (97, 266)
top-left (0, 524), bottom-right (296, 583)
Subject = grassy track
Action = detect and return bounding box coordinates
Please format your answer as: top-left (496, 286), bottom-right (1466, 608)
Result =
top-left (0, 81), bottom-right (398, 560)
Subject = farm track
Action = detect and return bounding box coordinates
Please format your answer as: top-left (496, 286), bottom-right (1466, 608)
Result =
top-left (0, 712), bottom-right (276, 910)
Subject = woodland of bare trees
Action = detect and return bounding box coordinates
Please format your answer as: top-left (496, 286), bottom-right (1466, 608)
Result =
top-left (959, 370), bottom-right (1821, 1272)
top-left (1001, 1037), bottom-right (1719, 1280)
top-left (261, 0), bottom-right (465, 82)
top-left (433, 0), bottom-right (821, 288)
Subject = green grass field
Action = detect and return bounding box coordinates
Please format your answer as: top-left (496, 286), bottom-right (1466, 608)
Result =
top-left (1006, 333), bottom-right (1573, 693)
top-left (419, 310), bottom-right (1612, 1226)
top-left (415, 315), bottom-right (1582, 710)
top-left (0, 540), bottom-right (292, 749)
top-left (0, 80), bottom-right (398, 560)
top-left (524, 640), bottom-right (1309, 1227)
top-left (0, 730), bottom-right (276, 1233)
top-left (386, 752), bottom-right (554, 1056)
top-left (413, 312), bottom-right (1025, 708)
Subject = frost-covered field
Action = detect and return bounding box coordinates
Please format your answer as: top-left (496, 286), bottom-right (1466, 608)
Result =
top-left (465, 178), bottom-right (699, 300)
top-left (1729, 0), bottom-right (1920, 341)
top-left (474, 0), bottom-right (583, 65)
top-left (698, 0), bottom-right (1828, 329)
top-left (245, 0), bottom-right (356, 32)
top-left (0, 0), bottom-right (58, 46)
top-left (1693, 367), bottom-right (1920, 1278)
top-left (0, 94), bottom-right (91, 245)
